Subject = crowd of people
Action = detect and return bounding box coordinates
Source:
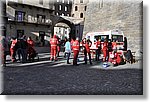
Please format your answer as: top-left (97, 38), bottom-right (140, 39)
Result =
top-left (49, 34), bottom-right (125, 66)
top-left (0, 34), bottom-right (133, 66)
top-left (1, 35), bottom-right (36, 64)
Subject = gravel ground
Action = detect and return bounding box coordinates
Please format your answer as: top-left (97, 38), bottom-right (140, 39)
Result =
top-left (1, 53), bottom-right (143, 95)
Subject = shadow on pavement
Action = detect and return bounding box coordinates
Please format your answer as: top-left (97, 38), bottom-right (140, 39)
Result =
top-left (2, 60), bottom-right (143, 95)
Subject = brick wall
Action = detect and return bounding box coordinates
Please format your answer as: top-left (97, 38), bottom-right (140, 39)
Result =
top-left (83, 0), bottom-right (143, 57)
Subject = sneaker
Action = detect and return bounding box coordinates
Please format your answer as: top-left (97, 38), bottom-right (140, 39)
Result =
top-left (50, 58), bottom-right (53, 61)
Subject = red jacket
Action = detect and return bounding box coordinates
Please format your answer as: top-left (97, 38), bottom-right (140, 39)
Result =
top-left (50, 35), bottom-right (58, 47)
top-left (72, 40), bottom-right (80, 51)
top-left (95, 41), bottom-right (101, 49)
top-left (112, 42), bottom-right (117, 49)
top-left (10, 39), bottom-right (17, 49)
top-left (27, 40), bottom-right (34, 48)
top-left (85, 41), bottom-right (92, 53)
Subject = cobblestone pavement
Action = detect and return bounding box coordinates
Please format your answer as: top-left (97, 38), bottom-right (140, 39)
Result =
top-left (1, 53), bottom-right (143, 95)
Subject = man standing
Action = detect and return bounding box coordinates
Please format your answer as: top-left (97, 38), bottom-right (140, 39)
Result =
top-left (50, 35), bottom-right (58, 61)
top-left (84, 39), bottom-right (92, 65)
top-left (27, 37), bottom-right (34, 61)
top-left (20, 35), bottom-right (28, 63)
top-left (102, 39), bottom-right (108, 62)
top-left (72, 37), bottom-right (80, 66)
top-left (95, 38), bottom-right (101, 61)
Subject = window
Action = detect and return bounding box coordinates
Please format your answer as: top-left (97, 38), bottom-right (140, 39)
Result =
top-left (94, 35), bottom-right (109, 42)
top-left (80, 13), bottom-right (83, 18)
top-left (37, 14), bottom-right (45, 23)
top-left (85, 6), bottom-right (87, 11)
top-left (65, 6), bottom-right (67, 11)
top-left (68, 0), bottom-right (69, 4)
top-left (75, 6), bottom-right (78, 11)
top-left (28, 15), bottom-right (32, 22)
top-left (59, 5), bottom-right (62, 10)
top-left (57, 0), bottom-right (59, 2)
top-left (80, 0), bottom-right (83, 3)
top-left (62, 0), bottom-right (64, 3)
top-left (39, 0), bottom-right (43, 5)
top-left (99, 0), bottom-right (103, 8)
top-left (112, 35), bottom-right (123, 42)
top-left (15, 11), bottom-right (25, 22)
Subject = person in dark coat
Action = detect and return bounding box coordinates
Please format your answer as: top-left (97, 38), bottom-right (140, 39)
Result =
top-left (20, 35), bottom-right (28, 63)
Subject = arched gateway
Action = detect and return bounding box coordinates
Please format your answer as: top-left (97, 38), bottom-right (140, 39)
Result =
top-left (50, 15), bottom-right (76, 40)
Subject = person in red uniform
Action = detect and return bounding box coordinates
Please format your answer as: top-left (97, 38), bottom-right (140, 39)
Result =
top-left (27, 37), bottom-right (34, 48)
top-left (102, 39), bottom-right (108, 62)
top-left (84, 39), bottom-right (92, 65)
top-left (50, 35), bottom-right (58, 61)
top-left (95, 38), bottom-right (101, 61)
top-left (112, 40), bottom-right (117, 51)
top-left (81, 38), bottom-right (86, 52)
top-left (70, 38), bottom-right (74, 49)
top-left (72, 37), bottom-right (80, 65)
top-left (27, 37), bottom-right (34, 61)
top-left (10, 37), bottom-right (17, 62)
top-left (116, 53), bottom-right (122, 65)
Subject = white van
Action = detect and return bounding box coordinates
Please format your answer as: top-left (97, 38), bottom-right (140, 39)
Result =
top-left (85, 29), bottom-right (125, 50)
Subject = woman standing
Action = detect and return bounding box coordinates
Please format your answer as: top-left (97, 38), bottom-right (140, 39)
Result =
top-left (64, 38), bottom-right (71, 64)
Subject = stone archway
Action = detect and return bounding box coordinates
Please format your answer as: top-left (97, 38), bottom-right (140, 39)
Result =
top-left (50, 15), bottom-right (76, 40)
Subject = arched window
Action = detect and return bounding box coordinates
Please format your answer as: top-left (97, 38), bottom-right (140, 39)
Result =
top-left (75, 6), bottom-right (78, 11)
top-left (85, 6), bottom-right (87, 11)
top-left (65, 6), bottom-right (67, 11)
top-left (59, 5), bottom-right (62, 10)
top-left (80, 13), bottom-right (83, 18)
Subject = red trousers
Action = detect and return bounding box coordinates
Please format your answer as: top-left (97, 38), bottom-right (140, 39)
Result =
top-left (116, 55), bottom-right (121, 64)
top-left (73, 50), bottom-right (79, 65)
top-left (50, 46), bottom-right (57, 60)
top-left (57, 46), bottom-right (60, 52)
top-left (10, 48), bottom-right (15, 62)
top-left (102, 49), bottom-right (108, 62)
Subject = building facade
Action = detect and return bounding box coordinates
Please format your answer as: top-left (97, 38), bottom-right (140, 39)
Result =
top-left (71, 0), bottom-right (89, 40)
top-left (54, 0), bottom-right (72, 17)
top-left (0, 0), bottom-right (7, 37)
top-left (6, 0), bottom-right (54, 46)
top-left (72, 0), bottom-right (89, 20)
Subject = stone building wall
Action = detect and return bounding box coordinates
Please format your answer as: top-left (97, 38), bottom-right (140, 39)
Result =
top-left (83, 0), bottom-right (143, 57)
top-left (72, 0), bottom-right (89, 20)
top-left (6, 1), bottom-right (53, 46)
